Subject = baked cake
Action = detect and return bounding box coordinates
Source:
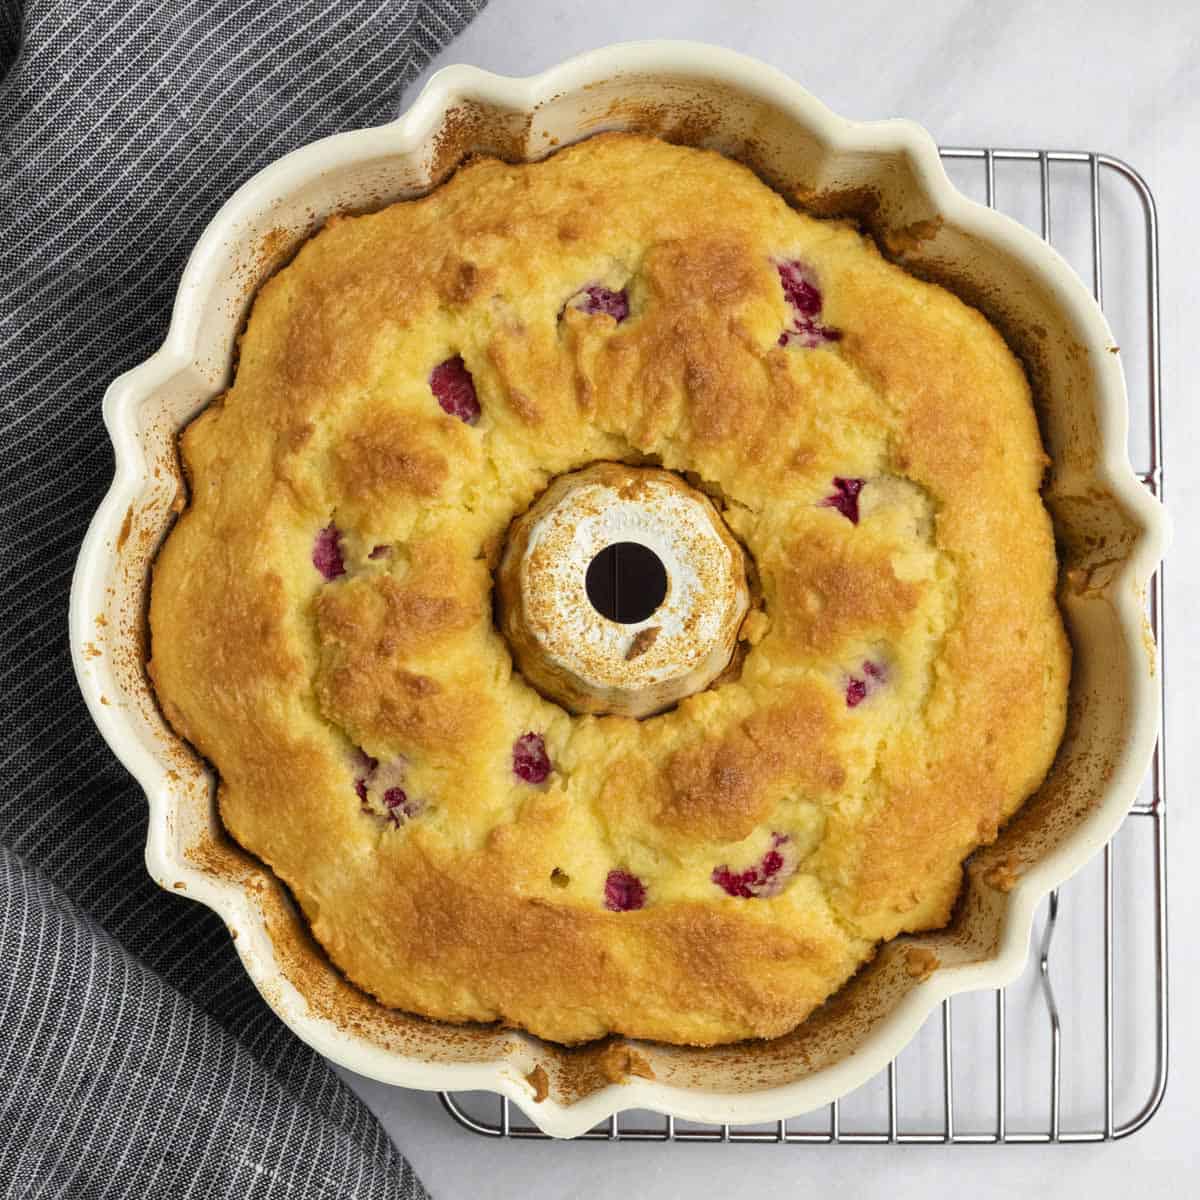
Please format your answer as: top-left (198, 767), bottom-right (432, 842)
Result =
top-left (149, 133), bottom-right (1070, 1047)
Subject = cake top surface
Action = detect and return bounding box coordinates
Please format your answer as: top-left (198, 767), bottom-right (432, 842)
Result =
top-left (149, 132), bottom-right (1069, 1047)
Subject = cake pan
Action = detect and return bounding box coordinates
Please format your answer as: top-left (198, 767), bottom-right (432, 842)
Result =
top-left (69, 41), bottom-right (1167, 1138)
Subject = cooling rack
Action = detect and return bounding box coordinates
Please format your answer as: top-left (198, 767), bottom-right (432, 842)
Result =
top-left (440, 147), bottom-right (1167, 1144)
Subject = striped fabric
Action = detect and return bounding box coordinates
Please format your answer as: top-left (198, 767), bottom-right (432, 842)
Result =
top-left (0, 1), bottom-right (485, 1195)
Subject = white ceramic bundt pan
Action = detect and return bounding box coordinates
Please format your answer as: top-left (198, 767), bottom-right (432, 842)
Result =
top-left (70, 42), bottom-right (1167, 1139)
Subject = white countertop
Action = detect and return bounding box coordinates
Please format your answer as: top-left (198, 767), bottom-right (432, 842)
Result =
top-left (337, 1), bottom-right (1200, 1192)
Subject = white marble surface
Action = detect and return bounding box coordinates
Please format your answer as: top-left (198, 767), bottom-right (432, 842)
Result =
top-left (336, 1), bottom-right (1199, 1193)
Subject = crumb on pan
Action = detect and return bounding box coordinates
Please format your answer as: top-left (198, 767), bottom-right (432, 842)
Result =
top-left (903, 947), bottom-right (940, 981)
top-left (525, 1064), bottom-right (550, 1102)
top-left (984, 854), bottom-right (1021, 893)
top-left (597, 1042), bottom-right (657, 1084)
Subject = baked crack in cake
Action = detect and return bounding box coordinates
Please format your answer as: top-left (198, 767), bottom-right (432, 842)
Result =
top-left (149, 133), bottom-right (1069, 1046)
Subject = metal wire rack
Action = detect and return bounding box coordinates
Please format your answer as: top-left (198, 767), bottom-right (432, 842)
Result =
top-left (440, 147), bottom-right (1167, 1144)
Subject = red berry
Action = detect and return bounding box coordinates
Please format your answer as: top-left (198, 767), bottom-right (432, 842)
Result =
top-left (512, 732), bottom-right (551, 784)
top-left (383, 787), bottom-right (422, 824)
top-left (712, 865), bottom-right (754, 899)
top-left (846, 660), bottom-right (887, 707)
top-left (312, 524), bottom-right (345, 580)
top-left (430, 355), bottom-right (481, 424)
top-left (352, 748), bottom-right (378, 804)
top-left (760, 850), bottom-right (784, 875)
top-left (352, 751), bottom-right (423, 823)
top-left (775, 259), bottom-right (841, 348)
top-left (573, 285), bottom-right (629, 322)
top-left (776, 260), bottom-right (823, 317)
top-left (820, 477), bottom-right (864, 524)
top-left (604, 870), bottom-right (646, 912)
top-left (712, 833), bottom-right (793, 899)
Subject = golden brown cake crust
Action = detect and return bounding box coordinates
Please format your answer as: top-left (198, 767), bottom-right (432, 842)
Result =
top-left (148, 133), bottom-right (1069, 1046)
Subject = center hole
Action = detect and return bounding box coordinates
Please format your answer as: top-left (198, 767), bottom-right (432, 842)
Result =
top-left (585, 542), bottom-right (668, 624)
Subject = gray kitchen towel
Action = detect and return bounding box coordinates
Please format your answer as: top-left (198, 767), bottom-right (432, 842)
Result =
top-left (0, 1), bottom-right (487, 1196)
